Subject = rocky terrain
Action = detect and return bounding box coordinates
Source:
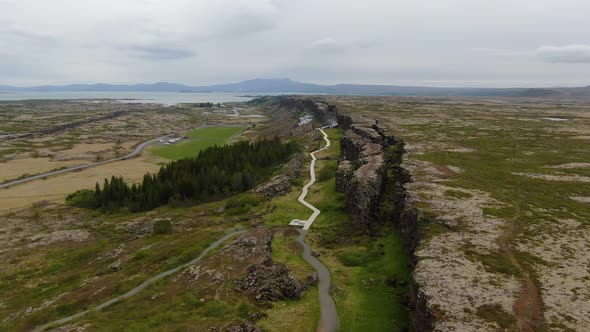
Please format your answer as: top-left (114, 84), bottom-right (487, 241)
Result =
top-left (256, 153), bottom-right (305, 199)
top-left (317, 95), bottom-right (590, 331)
top-left (182, 227), bottom-right (312, 304)
top-left (335, 115), bottom-right (387, 227)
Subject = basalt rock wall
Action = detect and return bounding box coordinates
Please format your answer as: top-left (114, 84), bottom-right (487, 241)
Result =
top-left (334, 110), bottom-right (434, 331)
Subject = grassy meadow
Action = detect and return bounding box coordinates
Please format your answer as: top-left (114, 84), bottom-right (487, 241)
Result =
top-left (150, 126), bottom-right (244, 160)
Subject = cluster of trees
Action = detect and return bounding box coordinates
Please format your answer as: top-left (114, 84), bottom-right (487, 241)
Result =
top-left (189, 102), bottom-right (222, 108)
top-left (67, 138), bottom-right (298, 212)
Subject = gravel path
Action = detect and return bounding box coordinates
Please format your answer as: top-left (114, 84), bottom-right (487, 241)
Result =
top-left (290, 126), bottom-right (340, 332)
top-left (289, 127), bottom-right (331, 230)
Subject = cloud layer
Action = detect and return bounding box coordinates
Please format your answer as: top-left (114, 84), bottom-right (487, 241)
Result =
top-left (1, 0), bottom-right (590, 87)
top-left (537, 45), bottom-right (590, 63)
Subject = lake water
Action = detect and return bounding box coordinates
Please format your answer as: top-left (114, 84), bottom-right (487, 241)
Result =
top-left (0, 91), bottom-right (279, 105)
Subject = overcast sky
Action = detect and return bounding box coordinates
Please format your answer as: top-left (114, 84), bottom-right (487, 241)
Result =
top-left (1, 0), bottom-right (590, 87)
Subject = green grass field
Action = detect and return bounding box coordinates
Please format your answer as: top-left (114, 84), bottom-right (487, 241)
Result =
top-left (150, 126), bottom-right (244, 160)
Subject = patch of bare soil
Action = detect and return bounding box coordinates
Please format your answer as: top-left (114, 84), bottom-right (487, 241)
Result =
top-left (512, 172), bottom-right (590, 183)
top-left (513, 278), bottom-right (546, 332)
top-left (432, 163), bottom-right (458, 176)
top-left (570, 196), bottom-right (590, 203)
top-left (548, 162), bottom-right (590, 169)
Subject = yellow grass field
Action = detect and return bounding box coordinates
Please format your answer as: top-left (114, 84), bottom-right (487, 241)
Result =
top-left (0, 153), bottom-right (166, 211)
top-left (0, 158), bottom-right (81, 182)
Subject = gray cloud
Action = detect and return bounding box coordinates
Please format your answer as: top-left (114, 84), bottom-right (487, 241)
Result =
top-left (1, 0), bottom-right (590, 87)
top-left (537, 44), bottom-right (590, 63)
top-left (132, 45), bottom-right (195, 60)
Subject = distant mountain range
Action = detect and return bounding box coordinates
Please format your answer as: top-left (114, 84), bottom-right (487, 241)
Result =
top-left (2, 78), bottom-right (590, 98)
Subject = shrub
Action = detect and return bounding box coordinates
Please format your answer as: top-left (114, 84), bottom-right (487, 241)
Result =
top-left (225, 193), bottom-right (262, 215)
top-left (66, 189), bottom-right (98, 208)
top-left (317, 163), bottom-right (337, 182)
top-left (201, 301), bottom-right (228, 317)
top-left (337, 248), bottom-right (369, 266)
top-left (225, 193), bottom-right (262, 209)
top-left (153, 219), bottom-right (172, 235)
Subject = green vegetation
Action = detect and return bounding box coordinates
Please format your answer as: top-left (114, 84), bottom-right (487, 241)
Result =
top-left (224, 192), bottom-right (263, 216)
top-left (259, 229), bottom-right (320, 330)
top-left (317, 162), bottom-right (337, 182)
top-left (476, 304), bottom-right (517, 329)
top-left (151, 126), bottom-right (243, 160)
top-left (337, 247), bottom-right (369, 267)
top-left (67, 138), bottom-right (298, 212)
top-left (445, 189), bottom-right (473, 199)
top-left (298, 128), bottom-right (410, 331)
top-left (153, 219), bottom-right (172, 234)
top-left (334, 230), bottom-right (411, 332)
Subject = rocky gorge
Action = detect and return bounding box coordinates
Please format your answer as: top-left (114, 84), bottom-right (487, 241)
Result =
top-left (271, 97), bottom-right (434, 330)
top-left (333, 110), bottom-right (434, 331)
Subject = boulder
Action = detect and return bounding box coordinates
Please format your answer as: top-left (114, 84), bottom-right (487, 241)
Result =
top-left (234, 256), bottom-right (307, 302)
top-left (121, 220), bottom-right (155, 239)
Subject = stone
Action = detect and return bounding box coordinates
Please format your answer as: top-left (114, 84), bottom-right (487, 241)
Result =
top-left (110, 260), bottom-right (122, 271)
top-left (122, 220), bottom-right (155, 239)
top-left (234, 257), bottom-right (307, 302)
top-left (306, 272), bottom-right (319, 286)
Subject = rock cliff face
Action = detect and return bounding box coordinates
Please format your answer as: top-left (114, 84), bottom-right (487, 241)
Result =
top-left (335, 115), bottom-right (387, 227)
top-left (334, 111), bottom-right (434, 331)
top-left (255, 153), bottom-right (305, 199)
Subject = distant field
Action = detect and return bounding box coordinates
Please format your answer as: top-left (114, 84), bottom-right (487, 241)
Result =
top-left (0, 153), bottom-right (165, 211)
top-left (150, 126), bottom-right (244, 160)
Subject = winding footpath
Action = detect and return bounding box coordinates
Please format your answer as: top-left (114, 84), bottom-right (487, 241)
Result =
top-left (0, 135), bottom-right (170, 190)
top-left (33, 230), bottom-right (246, 332)
top-left (289, 126), bottom-right (331, 230)
top-left (290, 127), bottom-right (340, 332)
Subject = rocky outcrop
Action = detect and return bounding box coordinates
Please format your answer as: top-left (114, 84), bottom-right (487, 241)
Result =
top-left (256, 153), bottom-right (305, 199)
top-left (225, 322), bottom-right (261, 332)
top-left (334, 110), bottom-right (434, 331)
top-left (335, 115), bottom-right (388, 227)
top-left (344, 156), bottom-right (386, 227)
top-left (234, 256), bottom-right (307, 302)
top-left (183, 227), bottom-right (309, 304)
top-left (335, 160), bottom-right (354, 193)
top-left (119, 219), bottom-right (155, 239)
top-left (272, 96), bottom-right (338, 127)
